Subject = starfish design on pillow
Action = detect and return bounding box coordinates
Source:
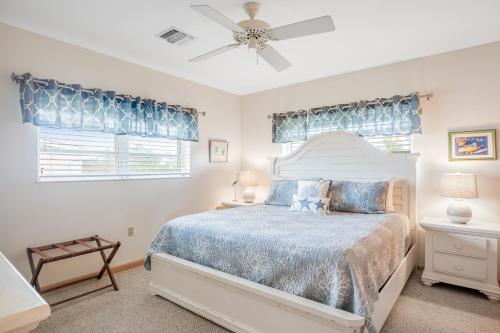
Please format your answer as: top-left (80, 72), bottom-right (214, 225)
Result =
top-left (314, 199), bottom-right (325, 211)
top-left (299, 197), bottom-right (311, 210)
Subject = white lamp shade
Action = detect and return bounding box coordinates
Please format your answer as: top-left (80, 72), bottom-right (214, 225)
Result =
top-left (440, 173), bottom-right (478, 199)
top-left (238, 170), bottom-right (258, 187)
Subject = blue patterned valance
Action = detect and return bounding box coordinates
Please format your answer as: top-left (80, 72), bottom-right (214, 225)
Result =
top-left (272, 93), bottom-right (421, 143)
top-left (14, 73), bottom-right (199, 142)
top-left (272, 110), bottom-right (308, 144)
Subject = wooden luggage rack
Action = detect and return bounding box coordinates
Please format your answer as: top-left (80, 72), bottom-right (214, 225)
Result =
top-left (27, 235), bottom-right (121, 306)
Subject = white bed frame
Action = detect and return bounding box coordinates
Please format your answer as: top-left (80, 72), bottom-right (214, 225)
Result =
top-left (149, 132), bottom-right (418, 333)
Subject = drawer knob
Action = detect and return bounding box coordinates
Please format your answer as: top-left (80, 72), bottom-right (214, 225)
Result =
top-left (454, 264), bottom-right (463, 271)
top-left (454, 243), bottom-right (463, 249)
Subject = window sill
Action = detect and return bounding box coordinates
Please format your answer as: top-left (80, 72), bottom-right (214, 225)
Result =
top-left (37, 174), bottom-right (191, 183)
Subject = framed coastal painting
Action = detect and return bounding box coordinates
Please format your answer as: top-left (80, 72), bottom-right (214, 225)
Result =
top-left (448, 129), bottom-right (496, 161)
top-left (209, 139), bottom-right (228, 163)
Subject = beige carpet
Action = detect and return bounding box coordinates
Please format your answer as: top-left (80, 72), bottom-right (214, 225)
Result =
top-left (35, 267), bottom-right (500, 333)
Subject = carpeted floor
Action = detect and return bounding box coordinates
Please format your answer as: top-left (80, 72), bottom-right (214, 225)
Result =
top-left (34, 267), bottom-right (500, 333)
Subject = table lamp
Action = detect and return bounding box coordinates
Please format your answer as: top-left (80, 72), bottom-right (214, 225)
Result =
top-left (440, 173), bottom-right (478, 224)
top-left (238, 170), bottom-right (258, 203)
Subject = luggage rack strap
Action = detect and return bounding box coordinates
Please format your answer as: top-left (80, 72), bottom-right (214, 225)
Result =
top-left (28, 235), bottom-right (118, 263)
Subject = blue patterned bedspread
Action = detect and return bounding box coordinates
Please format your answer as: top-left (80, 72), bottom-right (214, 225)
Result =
top-left (145, 204), bottom-right (410, 332)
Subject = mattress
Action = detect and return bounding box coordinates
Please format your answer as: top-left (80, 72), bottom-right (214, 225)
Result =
top-left (145, 204), bottom-right (411, 332)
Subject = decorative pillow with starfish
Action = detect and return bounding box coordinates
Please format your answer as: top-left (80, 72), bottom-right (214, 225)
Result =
top-left (290, 195), bottom-right (330, 215)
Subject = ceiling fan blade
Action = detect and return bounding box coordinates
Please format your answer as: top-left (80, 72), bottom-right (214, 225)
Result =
top-left (189, 44), bottom-right (241, 62)
top-left (269, 15), bottom-right (335, 41)
top-left (191, 5), bottom-right (245, 33)
top-left (259, 45), bottom-right (291, 72)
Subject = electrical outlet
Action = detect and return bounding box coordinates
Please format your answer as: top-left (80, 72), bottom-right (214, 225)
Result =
top-left (128, 227), bottom-right (134, 237)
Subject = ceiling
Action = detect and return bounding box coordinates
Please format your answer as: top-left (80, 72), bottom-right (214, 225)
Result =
top-left (1, 0), bottom-right (500, 95)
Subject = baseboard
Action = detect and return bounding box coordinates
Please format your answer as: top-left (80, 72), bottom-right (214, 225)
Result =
top-left (41, 258), bottom-right (144, 293)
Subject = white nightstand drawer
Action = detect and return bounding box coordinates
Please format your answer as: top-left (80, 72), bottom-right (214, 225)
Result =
top-left (433, 233), bottom-right (487, 258)
top-left (421, 217), bottom-right (500, 302)
top-left (432, 253), bottom-right (487, 281)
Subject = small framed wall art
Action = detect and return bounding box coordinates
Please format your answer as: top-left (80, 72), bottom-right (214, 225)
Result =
top-left (448, 129), bottom-right (496, 161)
top-left (209, 139), bottom-right (228, 163)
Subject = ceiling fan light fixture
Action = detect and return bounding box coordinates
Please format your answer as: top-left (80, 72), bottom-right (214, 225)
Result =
top-left (248, 37), bottom-right (258, 50)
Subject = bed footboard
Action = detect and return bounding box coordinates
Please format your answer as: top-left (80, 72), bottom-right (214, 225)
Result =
top-left (149, 253), bottom-right (365, 333)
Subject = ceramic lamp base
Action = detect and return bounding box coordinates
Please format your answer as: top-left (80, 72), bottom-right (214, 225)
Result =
top-left (447, 199), bottom-right (472, 224)
top-left (242, 187), bottom-right (255, 203)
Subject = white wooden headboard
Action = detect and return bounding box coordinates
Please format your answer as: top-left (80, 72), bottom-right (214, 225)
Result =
top-left (270, 132), bottom-right (418, 234)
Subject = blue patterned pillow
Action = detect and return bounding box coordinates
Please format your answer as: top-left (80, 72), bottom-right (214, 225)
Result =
top-left (297, 180), bottom-right (330, 197)
top-left (290, 195), bottom-right (329, 215)
top-left (264, 179), bottom-right (298, 206)
top-left (329, 180), bottom-right (389, 214)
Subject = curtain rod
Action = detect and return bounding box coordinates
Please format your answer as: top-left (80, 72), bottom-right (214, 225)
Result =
top-left (10, 73), bottom-right (206, 116)
top-left (265, 93), bottom-right (433, 119)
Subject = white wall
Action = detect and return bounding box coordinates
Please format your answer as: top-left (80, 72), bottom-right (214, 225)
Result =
top-left (241, 41), bottom-right (500, 265)
top-left (2, 22), bottom-right (500, 279)
top-left (0, 23), bottom-right (242, 283)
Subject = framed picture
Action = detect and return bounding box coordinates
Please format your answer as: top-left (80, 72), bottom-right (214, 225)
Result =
top-left (209, 139), bottom-right (228, 163)
top-left (448, 129), bottom-right (496, 161)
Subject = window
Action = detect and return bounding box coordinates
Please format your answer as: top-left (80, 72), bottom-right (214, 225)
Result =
top-left (364, 135), bottom-right (412, 153)
top-left (282, 134), bottom-right (412, 155)
top-left (38, 128), bottom-right (190, 182)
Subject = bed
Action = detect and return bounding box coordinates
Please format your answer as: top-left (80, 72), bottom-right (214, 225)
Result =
top-left (147, 132), bottom-right (418, 333)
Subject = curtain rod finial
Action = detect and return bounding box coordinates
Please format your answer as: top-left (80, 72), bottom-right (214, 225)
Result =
top-left (10, 72), bottom-right (18, 83)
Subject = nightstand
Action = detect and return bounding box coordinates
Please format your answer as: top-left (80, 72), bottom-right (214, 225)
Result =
top-left (216, 201), bottom-right (258, 210)
top-left (420, 217), bottom-right (500, 302)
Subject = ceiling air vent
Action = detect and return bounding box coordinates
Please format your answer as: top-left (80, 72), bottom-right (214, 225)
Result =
top-left (157, 27), bottom-right (196, 46)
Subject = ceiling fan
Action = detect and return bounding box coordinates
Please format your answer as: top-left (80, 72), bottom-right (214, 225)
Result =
top-left (189, 2), bottom-right (335, 72)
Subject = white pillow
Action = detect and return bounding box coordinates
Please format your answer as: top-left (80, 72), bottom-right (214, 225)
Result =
top-left (290, 195), bottom-right (330, 215)
top-left (297, 180), bottom-right (330, 198)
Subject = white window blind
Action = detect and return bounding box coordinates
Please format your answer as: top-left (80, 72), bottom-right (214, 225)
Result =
top-left (365, 135), bottom-right (412, 153)
top-left (38, 128), bottom-right (190, 182)
top-left (124, 136), bottom-right (190, 177)
top-left (282, 134), bottom-right (412, 155)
